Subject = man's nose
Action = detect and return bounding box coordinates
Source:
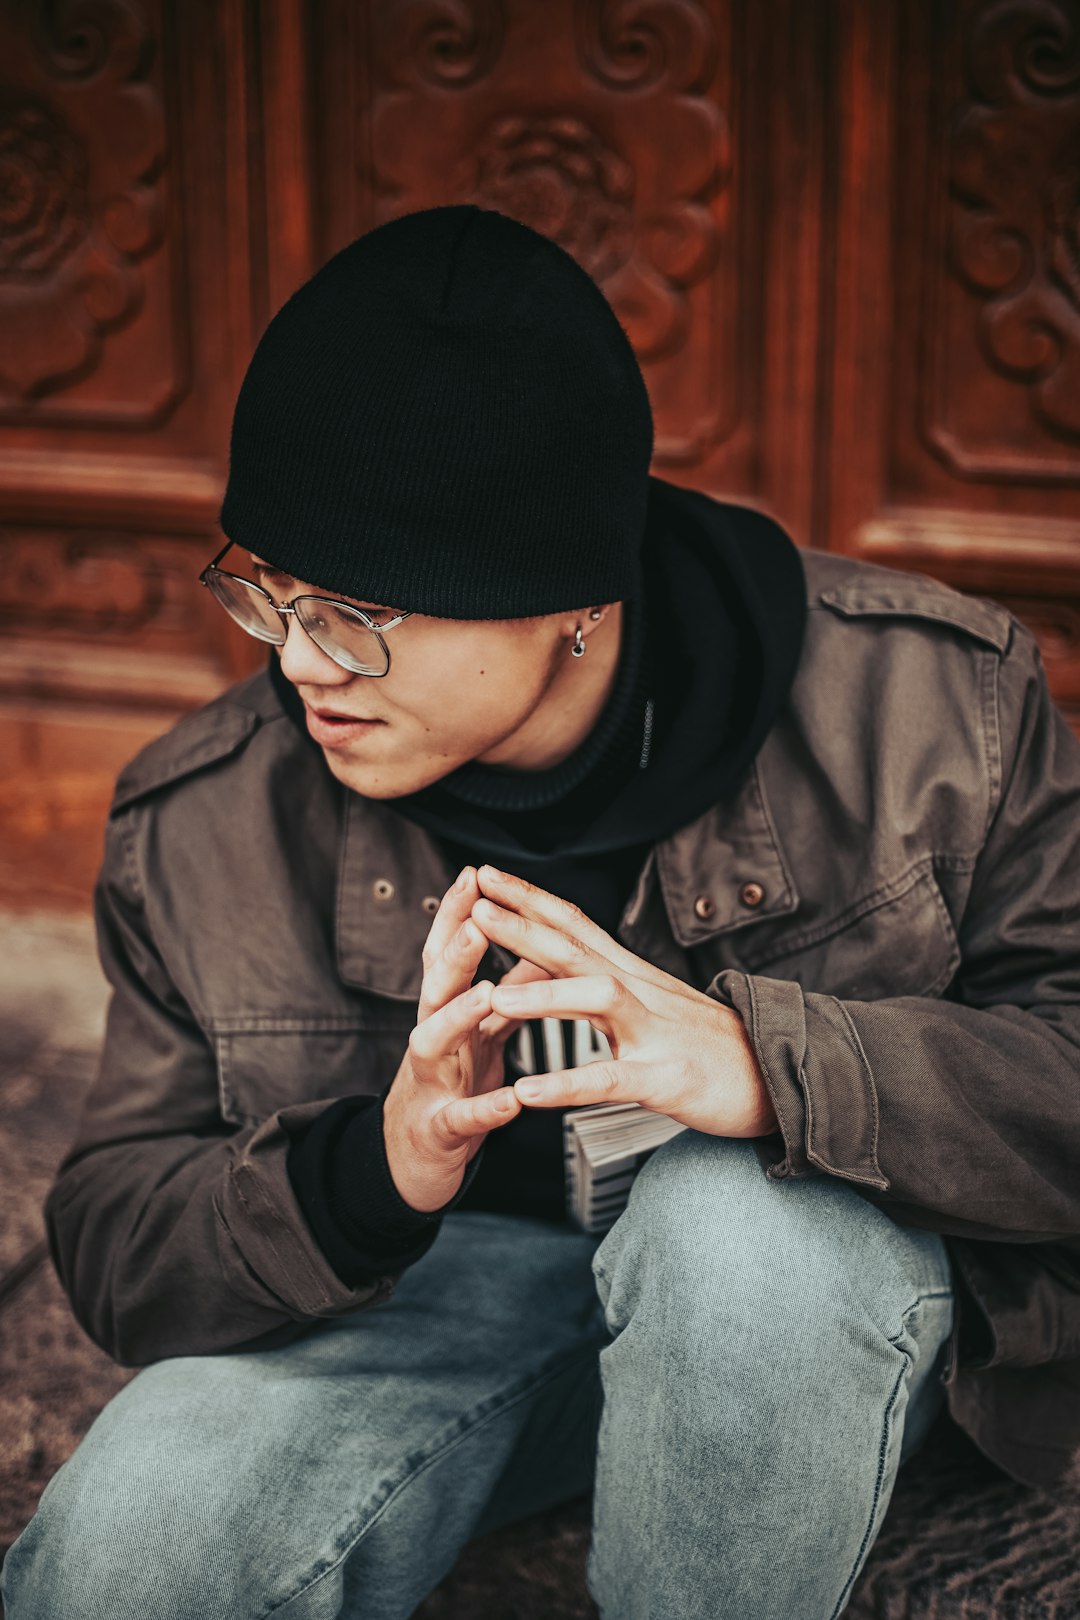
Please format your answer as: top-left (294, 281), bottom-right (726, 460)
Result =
top-left (277, 612), bottom-right (355, 687)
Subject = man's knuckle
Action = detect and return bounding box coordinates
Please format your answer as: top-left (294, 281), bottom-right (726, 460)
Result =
top-left (432, 1103), bottom-right (459, 1146)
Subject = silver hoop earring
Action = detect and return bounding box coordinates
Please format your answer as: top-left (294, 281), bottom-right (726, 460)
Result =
top-left (571, 624), bottom-right (586, 658)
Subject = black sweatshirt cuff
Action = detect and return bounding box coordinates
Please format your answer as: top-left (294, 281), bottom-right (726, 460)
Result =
top-left (286, 1091), bottom-right (487, 1288)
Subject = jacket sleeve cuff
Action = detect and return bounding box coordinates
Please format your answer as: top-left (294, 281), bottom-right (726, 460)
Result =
top-left (706, 968), bottom-right (890, 1192)
top-left (216, 1093), bottom-right (488, 1318)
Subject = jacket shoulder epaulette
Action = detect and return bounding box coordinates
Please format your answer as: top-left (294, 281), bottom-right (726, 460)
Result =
top-left (802, 548), bottom-right (1013, 656)
top-left (110, 669), bottom-right (277, 815)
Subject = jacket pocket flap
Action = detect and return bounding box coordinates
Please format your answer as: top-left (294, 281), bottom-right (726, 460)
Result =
top-left (211, 1023), bottom-right (412, 1126)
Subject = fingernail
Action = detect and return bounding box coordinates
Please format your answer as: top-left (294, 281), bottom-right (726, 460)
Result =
top-left (495, 1089), bottom-right (517, 1112)
top-left (516, 1080), bottom-right (544, 1101)
top-left (455, 869), bottom-right (470, 893)
top-left (480, 864), bottom-right (507, 883)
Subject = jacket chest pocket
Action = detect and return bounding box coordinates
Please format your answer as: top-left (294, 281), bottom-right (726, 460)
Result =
top-left (210, 1017), bottom-right (415, 1127)
top-left (731, 863), bottom-right (962, 1001)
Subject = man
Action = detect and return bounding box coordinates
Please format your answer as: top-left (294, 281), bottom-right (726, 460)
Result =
top-left (4, 204), bottom-right (1079, 1620)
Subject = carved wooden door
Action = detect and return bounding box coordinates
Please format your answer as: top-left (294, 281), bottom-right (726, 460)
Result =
top-left (1, 0), bottom-right (1077, 907)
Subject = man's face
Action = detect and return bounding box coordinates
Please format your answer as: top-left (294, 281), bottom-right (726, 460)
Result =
top-left (249, 554), bottom-right (614, 799)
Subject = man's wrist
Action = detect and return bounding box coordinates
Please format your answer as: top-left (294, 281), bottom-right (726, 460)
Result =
top-left (721, 1003), bottom-right (779, 1137)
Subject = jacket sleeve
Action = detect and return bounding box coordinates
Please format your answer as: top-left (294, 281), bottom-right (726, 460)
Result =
top-left (45, 806), bottom-right (433, 1366)
top-left (709, 616), bottom-right (1080, 1251)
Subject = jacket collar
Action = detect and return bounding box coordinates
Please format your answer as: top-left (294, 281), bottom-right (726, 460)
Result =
top-left (336, 752), bottom-right (799, 1000)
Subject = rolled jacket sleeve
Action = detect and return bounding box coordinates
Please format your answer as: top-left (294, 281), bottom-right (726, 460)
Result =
top-left (707, 617), bottom-right (1080, 1247)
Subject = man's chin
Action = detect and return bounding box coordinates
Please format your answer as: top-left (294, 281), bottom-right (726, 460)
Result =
top-left (319, 746), bottom-right (452, 800)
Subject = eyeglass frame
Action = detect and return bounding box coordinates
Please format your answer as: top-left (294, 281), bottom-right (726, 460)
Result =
top-left (198, 540), bottom-right (413, 678)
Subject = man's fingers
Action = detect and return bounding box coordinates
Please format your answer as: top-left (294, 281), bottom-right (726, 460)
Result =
top-left (478, 956), bottom-right (552, 1038)
top-left (470, 895), bottom-right (604, 980)
top-left (490, 972), bottom-right (637, 1027)
top-left (410, 979), bottom-right (493, 1068)
top-left (420, 867), bottom-right (479, 975)
top-left (513, 1059), bottom-right (659, 1109)
top-left (474, 866), bottom-right (692, 993)
top-left (418, 869), bottom-right (479, 1022)
top-left (418, 911), bottom-right (490, 1023)
top-left (431, 1085), bottom-right (522, 1147)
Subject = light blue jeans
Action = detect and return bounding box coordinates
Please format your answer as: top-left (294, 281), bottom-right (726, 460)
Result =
top-left (2, 1132), bottom-right (955, 1620)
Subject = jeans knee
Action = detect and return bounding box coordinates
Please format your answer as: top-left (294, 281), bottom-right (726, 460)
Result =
top-left (3, 1451), bottom-right (236, 1620)
top-left (590, 1131), bottom-right (947, 1383)
top-left (3, 1383), bottom-right (275, 1620)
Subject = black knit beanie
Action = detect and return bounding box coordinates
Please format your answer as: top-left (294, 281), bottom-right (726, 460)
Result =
top-left (218, 205), bottom-right (655, 620)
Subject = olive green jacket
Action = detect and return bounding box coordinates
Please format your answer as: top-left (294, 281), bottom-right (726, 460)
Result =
top-left (47, 546), bottom-right (1080, 1489)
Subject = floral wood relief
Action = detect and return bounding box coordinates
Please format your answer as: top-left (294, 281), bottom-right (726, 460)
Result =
top-left (0, 531), bottom-right (223, 657)
top-left (367, 0), bottom-right (733, 461)
top-left (947, 0), bottom-right (1080, 449)
top-left (0, 0), bottom-right (182, 422)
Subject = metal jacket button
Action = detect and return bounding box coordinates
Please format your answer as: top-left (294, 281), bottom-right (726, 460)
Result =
top-left (373, 879), bottom-right (395, 901)
top-left (740, 881), bottom-right (765, 907)
top-left (693, 895), bottom-right (715, 920)
top-left (421, 895), bottom-right (440, 915)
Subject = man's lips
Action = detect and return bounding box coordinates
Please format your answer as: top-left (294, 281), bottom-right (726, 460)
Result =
top-left (308, 704), bottom-right (382, 721)
top-left (303, 702), bottom-right (387, 746)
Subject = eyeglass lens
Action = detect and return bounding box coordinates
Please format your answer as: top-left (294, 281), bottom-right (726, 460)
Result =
top-left (204, 571), bottom-right (389, 675)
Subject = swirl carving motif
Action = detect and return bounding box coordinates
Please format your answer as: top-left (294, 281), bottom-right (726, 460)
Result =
top-left (949, 0), bottom-right (1080, 441)
top-left (473, 115), bottom-right (635, 283)
top-left (368, 0), bottom-right (729, 449)
top-left (466, 106), bottom-right (723, 364)
top-left (0, 0), bottom-right (167, 408)
top-left (395, 0), bottom-right (504, 87)
top-left (0, 532), bottom-right (166, 635)
top-left (575, 0), bottom-right (718, 92)
top-left (0, 103), bottom-right (89, 276)
top-left (370, 0), bottom-right (728, 429)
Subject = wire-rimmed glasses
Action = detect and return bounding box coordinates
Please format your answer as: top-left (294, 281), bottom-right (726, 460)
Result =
top-left (198, 541), bottom-right (412, 677)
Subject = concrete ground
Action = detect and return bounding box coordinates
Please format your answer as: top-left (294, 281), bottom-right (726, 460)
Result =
top-left (1, 911), bottom-right (1077, 1618)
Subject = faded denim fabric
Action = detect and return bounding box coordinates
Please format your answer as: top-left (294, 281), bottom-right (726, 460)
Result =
top-left (4, 1133), bottom-right (953, 1620)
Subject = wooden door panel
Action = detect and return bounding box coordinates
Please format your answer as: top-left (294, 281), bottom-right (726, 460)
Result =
top-left (0, 0), bottom-right (269, 906)
top-left (826, 0), bottom-right (1080, 725)
top-left (312, 0), bottom-right (827, 542)
top-left (3, 0), bottom-right (1076, 908)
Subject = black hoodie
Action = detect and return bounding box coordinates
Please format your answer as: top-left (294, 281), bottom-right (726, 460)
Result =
top-left (278, 478), bottom-right (807, 1282)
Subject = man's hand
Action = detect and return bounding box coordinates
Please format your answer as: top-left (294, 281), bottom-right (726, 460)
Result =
top-left (470, 865), bottom-right (779, 1139)
top-left (382, 866), bottom-right (551, 1213)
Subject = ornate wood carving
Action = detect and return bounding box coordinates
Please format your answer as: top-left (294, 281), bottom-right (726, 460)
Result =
top-left (363, 0), bottom-right (734, 461)
top-left (949, 0), bottom-right (1080, 442)
top-left (0, 0), bottom-right (187, 425)
top-left (6, 0), bottom-right (1079, 907)
top-left (0, 527), bottom-right (229, 708)
top-left (0, 531), bottom-right (166, 635)
top-left (923, 0), bottom-right (1080, 478)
